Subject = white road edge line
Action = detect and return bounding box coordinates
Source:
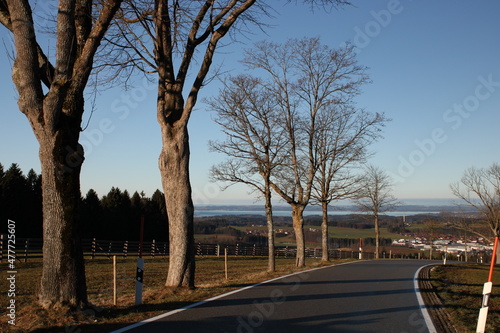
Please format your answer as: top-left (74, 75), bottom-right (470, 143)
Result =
top-left (109, 260), bottom-right (359, 333)
top-left (414, 264), bottom-right (438, 333)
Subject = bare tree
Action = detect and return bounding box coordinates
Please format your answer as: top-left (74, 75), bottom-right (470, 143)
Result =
top-left (451, 163), bottom-right (500, 262)
top-left (103, 0), bottom-right (349, 287)
top-left (109, 0), bottom-right (272, 288)
top-left (208, 75), bottom-right (288, 272)
top-left (422, 218), bottom-right (440, 260)
top-left (451, 164), bottom-right (500, 236)
top-left (311, 106), bottom-right (388, 261)
top-left (354, 165), bottom-right (398, 259)
top-left (240, 37), bottom-right (369, 267)
top-left (0, 0), bottom-right (122, 308)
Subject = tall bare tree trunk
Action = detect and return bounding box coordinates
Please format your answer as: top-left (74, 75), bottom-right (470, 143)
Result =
top-left (264, 183), bottom-right (275, 272)
top-left (291, 204), bottom-right (306, 267)
top-left (321, 201), bottom-right (329, 262)
top-left (374, 214), bottom-right (380, 259)
top-left (159, 126), bottom-right (195, 288)
top-left (158, 89), bottom-right (195, 288)
top-left (38, 132), bottom-right (87, 308)
top-left (3, 0), bottom-right (121, 309)
top-left (35, 86), bottom-right (88, 308)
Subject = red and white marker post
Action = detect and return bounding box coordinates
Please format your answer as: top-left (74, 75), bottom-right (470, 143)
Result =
top-left (135, 216), bottom-right (145, 306)
top-left (476, 235), bottom-right (499, 333)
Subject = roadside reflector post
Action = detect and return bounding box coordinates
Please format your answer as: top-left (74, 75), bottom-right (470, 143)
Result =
top-left (359, 238), bottom-right (363, 260)
top-left (135, 216), bottom-right (145, 306)
top-left (476, 235), bottom-right (498, 333)
top-left (477, 282), bottom-right (493, 333)
top-left (225, 247), bottom-right (228, 280)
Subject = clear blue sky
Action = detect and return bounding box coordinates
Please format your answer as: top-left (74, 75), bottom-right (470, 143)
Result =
top-left (1, 0), bottom-right (500, 206)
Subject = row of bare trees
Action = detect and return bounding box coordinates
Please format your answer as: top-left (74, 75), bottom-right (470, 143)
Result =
top-left (1, 0), bottom-right (351, 312)
top-left (208, 38), bottom-right (391, 269)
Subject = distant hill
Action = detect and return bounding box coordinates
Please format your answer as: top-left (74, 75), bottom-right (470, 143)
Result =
top-left (194, 204), bottom-right (478, 214)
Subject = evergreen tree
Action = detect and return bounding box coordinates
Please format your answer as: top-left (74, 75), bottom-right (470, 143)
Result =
top-left (101, 187), bottom-right (133, 240)
top-left (131, 191), bottom-right (142, 209)
top-left (0, 164), bottom-right (43, 236)
top-left (129, 191), bottom-right (144, 239)
top-left (3, 164), bottom-right (30, 236)
top-left (80, 189), bottom-right (102, 238)
top-left (0, 163), bottom-right (4, 184)
top-left (25, 169), bottom-right (42, 237)
top-left (145, 189), bottom-right (168, 242)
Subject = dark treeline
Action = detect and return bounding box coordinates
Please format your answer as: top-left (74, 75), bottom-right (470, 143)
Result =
top-left (81, 187), bottom-right (168, 241)
top-left (0, 163), bottom-right (42, 237)
top-left (0, 163), bottom-right (168, 241)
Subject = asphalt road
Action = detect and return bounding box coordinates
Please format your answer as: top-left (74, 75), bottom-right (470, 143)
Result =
top-left (112, 260), bottom-right (439, 333)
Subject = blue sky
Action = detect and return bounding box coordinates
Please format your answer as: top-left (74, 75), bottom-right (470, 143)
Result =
top-left (1, 0), bottom-right (500, 206)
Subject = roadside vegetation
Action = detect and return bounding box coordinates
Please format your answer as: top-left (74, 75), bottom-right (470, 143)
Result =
top-left (1, 256), bottom-right (334, 332)
top-left (431, 264), bottom-right (500, 333)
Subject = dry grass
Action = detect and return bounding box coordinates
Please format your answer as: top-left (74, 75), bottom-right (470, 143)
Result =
top-left (430, 264), bottom-right (500, 333)
top-left (0, 255), bottom-right (339, 332)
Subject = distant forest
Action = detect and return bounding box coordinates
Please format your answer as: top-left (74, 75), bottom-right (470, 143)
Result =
top-left (0, 163), bottom-right (168, 241)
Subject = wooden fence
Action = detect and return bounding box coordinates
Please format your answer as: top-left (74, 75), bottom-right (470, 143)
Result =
top-left (0, 236), bottom-right (385, 262)
top-left (4, 236), bottom-right (482, 263)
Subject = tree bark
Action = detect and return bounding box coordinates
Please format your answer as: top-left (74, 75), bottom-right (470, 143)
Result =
top-left (264, 182), bottom-right (275, 272)
top-left (7, 0), bottom-right (89, 307)
top-left (158, 86), bottom-right (195, 288)
top-left (374, 214), bottom-right (380, 259)
top-left (159, 124), bottom-right (195, 288)
top-left (4, 0), bottom-right (121, 309)
top-left (38, 131), bottom-right (88, 308)
top-left (321, 201), bottom-right (329, 262)
top-left (291, 204), bottom-right (306, 267)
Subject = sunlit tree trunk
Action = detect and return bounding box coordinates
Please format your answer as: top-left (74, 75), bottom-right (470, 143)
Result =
top-left (159, 126), bottom-right (195, 288)
top-left (291, 204), bottom-right (306, 268)
top-left (374, 214), bottom-right (380, 259)
top-left (264, 182), bottom-right (275, 272)
top-left (2, 0), bottom-right (121, 308)
top-left (321, 201), bottom-right (329, 262)
top-left (158, 86), bottom-right (195, 288)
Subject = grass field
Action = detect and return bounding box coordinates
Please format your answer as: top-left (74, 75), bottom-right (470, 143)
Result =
top-left (325, 225), bottom-right (403, 239)
top-left (430, 264), bottom-right (500, 333)
top-left (230, 225), bottom-right (403, 247)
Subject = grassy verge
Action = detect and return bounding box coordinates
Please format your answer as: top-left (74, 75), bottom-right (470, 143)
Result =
top-left (430, 264), bottom-right (500, 332)
top-left (1, 256), bottom-right (344, 332)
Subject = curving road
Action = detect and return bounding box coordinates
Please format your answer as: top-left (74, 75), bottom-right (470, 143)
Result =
top-left (112, 260), bottom-right (439, 333)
